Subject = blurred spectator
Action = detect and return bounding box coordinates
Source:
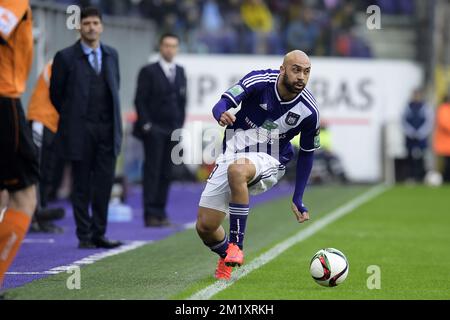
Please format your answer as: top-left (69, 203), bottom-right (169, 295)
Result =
top-left (334, 30), bottom-right (372, 57)
top-left (332, 1), bottom-right (356, 31)
top-left (433, 94), bottom-right (450, 182)
top-left (27, 61), bottom-right (66, 233)
top-left (286, 6), bottom-right (320, 55)
top-left (402, 88), bottom-right (434, 183)
top-left (314, 124), bottom-right (348, 183)
top-left (196, 0), bottom-right (239, 53)
top-left (241, 0), bottom-right (273, 33)
top-left (374, 0), bottom-right (415, 15)
top-left (202, 0), bottom-right (223, 31)
top-left (42, 0), bottom-right (377, 57)
top-left (133, 34), bottom-right (187, 227)
top-left (240, 0), bottom-right (276, 54)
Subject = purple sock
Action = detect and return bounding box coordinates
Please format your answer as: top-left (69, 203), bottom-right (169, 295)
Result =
top-left (205, 235), bottom-right (228, 258)
top-left (229, 203), bottom-right (249, 249)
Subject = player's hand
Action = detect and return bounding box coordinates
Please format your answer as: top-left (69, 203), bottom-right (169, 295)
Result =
top-left (292, 203), bottom-right (310, 223)
top-left (218, 111), bottom-right (236, 127)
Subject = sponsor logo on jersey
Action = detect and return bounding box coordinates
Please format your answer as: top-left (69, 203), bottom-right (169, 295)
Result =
top-left (261, 119), bottom-right (278, 130)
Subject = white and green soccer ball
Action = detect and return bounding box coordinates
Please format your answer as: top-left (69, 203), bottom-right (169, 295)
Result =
top-left (310, 248), bottom-right (349, 287)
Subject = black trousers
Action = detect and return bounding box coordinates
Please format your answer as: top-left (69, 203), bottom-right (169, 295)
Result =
top-left (0, 97), bottom-right (39, 191)
top-left (406, 147), bottom-right (425, 182)
top-left (39, 127), bottom-right (65, 208)
top-left (71, 122), bottom-right (116, 242)
top-left (142, 128), bottom-right (176, 220)
top-left (444, 157), bottom-right (450, 183)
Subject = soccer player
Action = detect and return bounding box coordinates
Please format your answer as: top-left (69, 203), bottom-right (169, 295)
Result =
top-left (195, 50), bottom-right (320, 280)
top-left (0, 0), bottom-right (37, 288)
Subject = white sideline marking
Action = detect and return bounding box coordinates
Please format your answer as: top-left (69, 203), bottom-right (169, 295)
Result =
top-left (188, 184), bottom-right (388, 300)
top-left (6, 272), bottom-right (57, 275)
top-left (23, 239), bottom-right (55, 244)
top-left (6, 240), bottom-right (151, 276)
top-left (183, 221), bottom-right (196, 229)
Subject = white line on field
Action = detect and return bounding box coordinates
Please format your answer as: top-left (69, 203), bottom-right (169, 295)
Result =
top-left (8, 219), bottom-right (200, 277)
top-left (188, 184), bottom-right (389, 300)
top-left (6, 272), bottom-right (58, 275)
top-left (6, 240), bottom-right (152, 276)
top-left (183, 221), bottom-right (196, 229)
top-left (23, 239), bottom-right (55, 244)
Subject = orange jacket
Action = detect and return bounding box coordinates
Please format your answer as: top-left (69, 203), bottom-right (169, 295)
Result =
top-left (27, 61), bottom-right (59, 133)
top-left (0, 0), bottom-right (33, 98)
top-left (433, 103), bottom-right (450, 156)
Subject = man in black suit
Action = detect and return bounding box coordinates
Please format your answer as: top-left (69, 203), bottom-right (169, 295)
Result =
top-left (50, 7), bottom-right (123, 248)
top-left (134, 33), bottom-right (187, 227)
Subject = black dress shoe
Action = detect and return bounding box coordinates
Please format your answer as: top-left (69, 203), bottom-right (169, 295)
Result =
top-left (38, 221), bottom-right (64, 234)
top-left (145, 216), bottom-right (172, 227)
top-left (78, 240), bottom-right (97, 249)
top-left (36, 208), bottom-right (65, 221)
top-left (92, 237), bottom-right (123, 249)
top-left (158, 217), bottom-right (171, 226)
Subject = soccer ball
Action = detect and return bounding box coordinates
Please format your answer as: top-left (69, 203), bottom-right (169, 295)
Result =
top-left (310, 248), bottom-right (349, 287)
top-left (424, 171), bottom-right (443, 187)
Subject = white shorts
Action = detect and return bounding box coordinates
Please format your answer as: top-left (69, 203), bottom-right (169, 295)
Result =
top-left (199, 152), bottom-right (286, 214)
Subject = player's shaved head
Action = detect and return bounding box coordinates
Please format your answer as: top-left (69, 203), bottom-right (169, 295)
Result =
top-left (278, 50), bottom-right (312, 99)
top-left (283, 50), bottom-right (311, 68)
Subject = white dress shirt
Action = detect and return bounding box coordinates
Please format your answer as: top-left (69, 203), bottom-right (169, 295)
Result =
top-left (159, 59), bottom-right (176, 83)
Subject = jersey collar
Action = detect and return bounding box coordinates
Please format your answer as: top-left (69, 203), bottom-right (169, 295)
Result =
top-left (274, 74), bottom-right (304, 105)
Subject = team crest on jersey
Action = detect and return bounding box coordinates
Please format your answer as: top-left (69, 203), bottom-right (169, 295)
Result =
top-left (228, 85), bottom-right (244, 97)
top-left (285, 112), bottom-right (300, 126)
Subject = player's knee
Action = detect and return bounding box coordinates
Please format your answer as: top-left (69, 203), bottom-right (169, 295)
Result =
top-left (196, 210), bottom-right (220, 235)
top-left (196, 213), bottom-right (217, 234)
top-left (227, 164), bottom-right (247, 186)
top-left (9, 185), bottom-right (37, 217)
top-left (196, 219), bottom-right (217, 235)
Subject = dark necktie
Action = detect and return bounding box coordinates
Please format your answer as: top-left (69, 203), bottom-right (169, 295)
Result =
top-left (91, 50), bottom-right (100, 75)
top-left (168, 66), bottom-right (175, 83)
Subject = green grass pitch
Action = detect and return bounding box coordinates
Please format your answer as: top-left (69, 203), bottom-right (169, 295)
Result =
top-left (5, 184), bottom-right (450, 300)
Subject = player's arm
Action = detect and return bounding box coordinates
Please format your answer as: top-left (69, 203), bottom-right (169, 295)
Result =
top-left (212, 81), bottom-right (247, 127)
top-left (292, 120), bottom-right (321, 223)
top-left (401, 109), bottom-right (418, 139)
top-left (212, 71), bottom-right (268, 127)
top-left (179, 67), bottom-right (187, 122)
top-left (437, 106), bottom-right (450, 133)
top-left (292, 150), bottom-right (314, 223)
top-left (0, 1), bottom-right (29, 44)
top-left (212, 98), bottom-right (236, 127)
top-left (134, 67), bottom-right (153, 133)
top-left (113, 48), bottom-right (120, 89)
top-left (49, 51), bottom-right (68, 113)
top-left (416, 105), bottom-right (434, 140)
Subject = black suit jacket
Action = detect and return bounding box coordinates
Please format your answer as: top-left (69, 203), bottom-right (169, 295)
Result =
top-left (50, 40), bottom-right (122, 160)
top-left (133, 62), bottom-right (187, 138)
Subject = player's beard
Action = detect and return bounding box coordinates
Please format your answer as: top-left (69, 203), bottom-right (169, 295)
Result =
top-left (282, 73), bottom-right (305, 94)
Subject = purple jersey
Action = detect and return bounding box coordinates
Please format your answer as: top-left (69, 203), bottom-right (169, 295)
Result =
top-left (215, 69), bottom-right (320, 165)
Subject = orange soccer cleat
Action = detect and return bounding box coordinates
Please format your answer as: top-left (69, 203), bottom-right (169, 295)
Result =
top-left (224, 243), bottom-right (244, 267)
top-left (215, 257), bottom-right (233, 280)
